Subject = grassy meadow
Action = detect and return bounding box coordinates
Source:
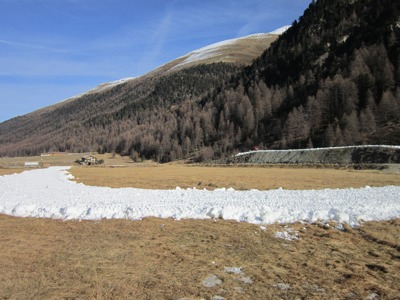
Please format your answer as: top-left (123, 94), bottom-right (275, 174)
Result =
top-left (0, 153), bottom-right (399, 299)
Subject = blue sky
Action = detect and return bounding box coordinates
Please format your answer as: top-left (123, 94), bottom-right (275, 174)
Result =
top-left (0, 0), bottom-right (311, 122)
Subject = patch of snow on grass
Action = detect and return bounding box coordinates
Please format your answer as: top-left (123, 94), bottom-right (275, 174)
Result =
top-left (274, 283), bottom-right (291, 290)
top-left (224, 267), bottom-right (242, 274)
top-left (202, 275), bottom-right (222, 288)
top-left (0, 167), bottom-right (400, 226)
top-left (274, 227), bottom-right (300, 241)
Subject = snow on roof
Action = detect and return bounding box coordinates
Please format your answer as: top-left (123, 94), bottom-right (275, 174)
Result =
top-left (1, 166), bottom-right (399, 226)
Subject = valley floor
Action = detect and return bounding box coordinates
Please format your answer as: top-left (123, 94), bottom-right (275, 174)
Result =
top-left (69, 163), bottom-right (400, 190)
top-left (0, 215), bottom-right (399, 299)
top-left (1, 166), bottom-right (400, 224)
top-left (0, 162), bottom-right (399, 299)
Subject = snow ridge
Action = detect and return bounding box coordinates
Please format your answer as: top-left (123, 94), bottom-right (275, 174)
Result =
top-left (1, 167), bottom-right (399, 226)
top-left (55, 77), bottom-right (136, 104)
top-left (86, 77), bottom-right (136, 93)
top-left (236, 145), bottom-right (400, 157)
top-left (170, 25), bottom-right (290, 71)
top-left (269, 25), bottom-right (291, 35)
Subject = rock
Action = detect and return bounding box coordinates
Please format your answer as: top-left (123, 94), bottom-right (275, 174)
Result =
top-left (234, 287), bottom-right (245, 294)
top-left (226, 146), bottom-right (400, 165)
top-left (274, 283), bottom-right (291, 290)
top-left (239, 275), bottom-right (253, 284)
top-left (202, 275), bottom-right (223, 288)
top-left (224, 267), bottom-right (242, 274)
top-left (366, 292), bottom-right (379, 300)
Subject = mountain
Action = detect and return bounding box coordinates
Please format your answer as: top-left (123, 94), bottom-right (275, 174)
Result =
top-left (1, 0), bottom-right (400, 162)
top-left (0, 28), bottom-right (284, 158)
top-left (160, 27), bottom-right (289, 72)
top-left (236, 0), bottom-right (400, 149)
top-left (56, 27), bottom-right (286, 104)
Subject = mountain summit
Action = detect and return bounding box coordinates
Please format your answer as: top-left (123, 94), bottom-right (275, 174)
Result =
top-left (159, 26), bottom-right (290, 72)
top-left (55, 27), bottom-right (288, 102)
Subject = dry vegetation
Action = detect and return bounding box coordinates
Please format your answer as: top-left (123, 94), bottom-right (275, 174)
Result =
top-left (4, 152), bottom-right (399, 190)
top-left (69, 164), bottom-right (400, 190)
top-left (0, 215), bottom-right (399, 299)
top-left (0, 169), bottom-right (24, 176)
top-left (167, 34), bottom-right (278, 72)
top-left (0, 153), bottom-right (132, 169)
top-left (1, 155), bottom-right (400, 299)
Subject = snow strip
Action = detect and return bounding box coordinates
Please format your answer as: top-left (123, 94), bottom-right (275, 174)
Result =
top-left (269, 25), bottom-right (291, 35)
top-left (236, 145), bottom-right (400, 156)
top-left (0, 167), bottom-right (399, 226)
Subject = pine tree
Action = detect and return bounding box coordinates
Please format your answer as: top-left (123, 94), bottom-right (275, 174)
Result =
top-left (378, 91), bottom-right (398, 122)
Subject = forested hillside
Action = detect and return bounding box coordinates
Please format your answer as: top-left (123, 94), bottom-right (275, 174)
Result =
top-left (236, 0), bottom-right (400, 149)
top-left (0, 0), bottom-right (399, 162)
top-left (0, 63), bottom-right (241, 161)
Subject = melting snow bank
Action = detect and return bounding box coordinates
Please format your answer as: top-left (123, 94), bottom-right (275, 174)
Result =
top-left (0, 167), bottom-right (399, 226)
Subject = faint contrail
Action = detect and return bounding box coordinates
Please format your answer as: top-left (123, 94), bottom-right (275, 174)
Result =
top-left (0, 38), bottom-right (69, 53)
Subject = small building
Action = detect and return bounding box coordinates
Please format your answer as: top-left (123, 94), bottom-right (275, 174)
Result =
top-left (77, 155), bottom-right (101, 166)
top-left (24, 162), bottom-right (40, 167)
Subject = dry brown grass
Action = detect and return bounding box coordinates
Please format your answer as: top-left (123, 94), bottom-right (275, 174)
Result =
top-left (0, 214), bottom-right (399, 299)
top-left (69, 164), bottom-right (400, 190)
top-left (0, 168), bottom-right (25, 176)
top-left (154, 34), bottom-right (279, 73)
top-left (0, 153), bottom-right (133, 168)
top-left (1, 159), bottom-right (400, 298)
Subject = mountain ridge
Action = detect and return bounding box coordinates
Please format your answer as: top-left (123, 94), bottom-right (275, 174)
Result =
top-left (10, 27), bottom-right (288, 121)
top-left (0, 27), bottom-right (288, 157)
top-left (1, 0), bottom-right (399, 161)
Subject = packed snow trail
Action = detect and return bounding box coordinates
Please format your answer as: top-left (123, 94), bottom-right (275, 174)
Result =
top-left (0, 167), bottom-right (399, 226)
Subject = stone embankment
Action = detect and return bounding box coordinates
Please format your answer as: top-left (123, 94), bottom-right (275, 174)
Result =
top-left (224, 146), bottom-right (400, 166)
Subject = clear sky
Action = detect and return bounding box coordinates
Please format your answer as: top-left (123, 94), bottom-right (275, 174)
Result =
top-left (0, 0), bottom-right (311, 122)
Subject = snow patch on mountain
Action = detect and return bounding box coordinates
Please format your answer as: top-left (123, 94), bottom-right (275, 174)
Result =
top-left (54, 77), bottom-right (136, 106)
top-left (86, 77), bottom-right (136, 93)
top-left (269, 25), bottom-right (291, 35)
top-left (54, 26), bottom-right (289, 106)
top-left (170, 26), bottom-right (290, 71)
top-left (236, 145), bottom-right (400, 157)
